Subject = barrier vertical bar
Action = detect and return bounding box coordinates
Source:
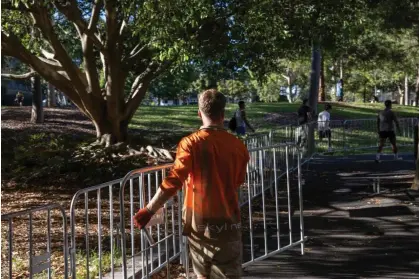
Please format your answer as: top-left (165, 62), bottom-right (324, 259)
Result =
top-left (259, 150), bottom-right (268, 255)
top-left (130, 179), bottom-right (135, 277)
top-left (47, 209), bottom-right (52, 279)
top-left (273, 147), bottom-right (280, 249)
top-left (8, 218), bottom-right (13, 279)
top-left (165, 204), bottom-right (170, 278)
top-left (109, 185), bottom-right (115, 279)
top-left (85, 194), bottom-right (90, 279)
top-left (29, 212), bottom-right (33, 279)
top-left (285, 146), bottom-right (293, 244)
top-left (246, 162), bottom-right (254, 262)
top-left (97, 189), bottom-right (102, 279)
top-left (297, 150), bottom-right (305, 255)
top-left (156, 171), bottom-right (161, 267)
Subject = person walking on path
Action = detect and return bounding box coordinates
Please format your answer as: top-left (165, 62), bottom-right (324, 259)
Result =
top-left (235, 100), bottom-right (255, 136)
top-left (376, 100), bottom-right (401, 163)
top-left (133, 89), bottom-right (250, 278)
top-left (318, 103), bottom-right (332, 152)
top-left (15, 91), bottom-right (24, 106)
top-left (296, 98), bottom-right (312, 147)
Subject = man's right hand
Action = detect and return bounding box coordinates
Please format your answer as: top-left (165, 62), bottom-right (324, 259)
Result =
top-left (133, 207), bottom-right (154, 230)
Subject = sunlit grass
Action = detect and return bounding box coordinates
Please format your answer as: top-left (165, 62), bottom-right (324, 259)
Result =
top-left (130, 102), bottom-right (418, 146)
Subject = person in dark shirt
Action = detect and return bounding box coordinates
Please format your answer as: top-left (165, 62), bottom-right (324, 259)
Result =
top-left (376, 100), bottom-right (401, 163)
top-left (296, 99), bottom-right (312, 147)
top-left (297, 98), bottom-right (312, 125)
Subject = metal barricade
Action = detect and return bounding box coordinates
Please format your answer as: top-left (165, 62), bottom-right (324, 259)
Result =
top-left (1, 204), bottom-right (68, 279)
top-left (69, 178), bottom-right (123, 279)
top-left (241, 144), bottom-right (306, 267)
top-left (244, 131), bottom-right (272, 149)
top-left (343, 118), bottom-right (418, 152)
top-left (119, 164), bottom-right (183, 279)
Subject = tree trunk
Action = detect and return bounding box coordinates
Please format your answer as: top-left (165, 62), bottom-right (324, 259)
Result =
top-left (363, 83), bottom-right (367, 103)
top-left (47, 83), bottom-right (56, 107)
top-left (308, 42), bottom-right (321, 155)
top-left (415, 65), bottom-right (419, 106)
top-left (412, 123), bottom-right (419, 190)
top-left (398, 85), bottom-right (403, 104)
top-left (287, 82), bottom-right (293, 103)
top-left (31, 75), bottom-right (44, 123)
top-left (404, 74), bottom-right (409, 106)
top-left (309, 43), bottom-right (321, 115)
top-left (318, 54), bottom-right (325, 102)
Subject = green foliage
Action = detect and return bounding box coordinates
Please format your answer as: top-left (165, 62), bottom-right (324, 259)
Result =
top-left (148, 64), bottom-right (199, 101)
top-left (217, 79), bottom-right (250, 100)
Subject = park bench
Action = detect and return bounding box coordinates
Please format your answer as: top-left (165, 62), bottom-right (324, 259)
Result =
top-left (341, 174), bottom-right (415, 194)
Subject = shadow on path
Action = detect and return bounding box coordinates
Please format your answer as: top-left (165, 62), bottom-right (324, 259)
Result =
top-left (243, 153), bottom-right (419, 279)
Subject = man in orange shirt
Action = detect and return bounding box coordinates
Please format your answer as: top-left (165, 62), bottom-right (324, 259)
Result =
top-left (134, 89), bottom-right (250, 278)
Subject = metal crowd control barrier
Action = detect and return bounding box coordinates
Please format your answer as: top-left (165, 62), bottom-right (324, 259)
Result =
top-left (342, 118), bottom-right (418, 152)
top-left (244, 131), bottom-right (272, 149)
top-left (69, 178), bottom-right (124, 279)
top-left (240, 143), bottom-right (306, 267)
top-left (1, 204), bottom-right (68, 279)
top-left (274, 118), bottom-right (418, 155)
top-left (119, 164), bottom-right (183, 279)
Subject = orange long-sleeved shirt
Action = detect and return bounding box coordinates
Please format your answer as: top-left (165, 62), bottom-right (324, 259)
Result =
top-left (161, 127), bottom-right (249, 241)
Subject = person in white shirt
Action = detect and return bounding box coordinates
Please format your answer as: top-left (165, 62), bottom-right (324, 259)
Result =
top-left (318, 103), bottom-right (332, 151)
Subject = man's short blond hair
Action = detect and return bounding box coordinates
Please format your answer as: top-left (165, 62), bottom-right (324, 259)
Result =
top-left (198, 89), bottom-right (226, 120)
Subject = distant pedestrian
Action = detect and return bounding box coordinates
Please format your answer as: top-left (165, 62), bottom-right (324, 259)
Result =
top-left (15, 91), bottom-right (24, 106)
top-left (235, 101), bottom-right (255, 136)
top-left (376, 100), bottom-right (401, 163)
top-left (336, 79), bottom-right (344, 102)
top-left (318, 103), bottom-right (332, 151)
top-left (296, 98), bottom-right (312, 147)
top-left (134, 89), bottom-right (249, 278)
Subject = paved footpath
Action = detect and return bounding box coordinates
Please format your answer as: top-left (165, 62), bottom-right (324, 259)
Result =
top-left (242, 153), bottom-right (419, 279)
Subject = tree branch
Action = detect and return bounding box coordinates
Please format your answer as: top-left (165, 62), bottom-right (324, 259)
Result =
top-left (123, 60), bottom-right (172, 120)
top-left (29, 3), bottom-right (87, 93)
top-left (1, 71), bottom-right (37, 80)
top-left (88, 0), bottom-right (103, 31)
top-left (53, 0), bottom-right (105, 52)
top-left (1, 31), bottom-right (84, 110)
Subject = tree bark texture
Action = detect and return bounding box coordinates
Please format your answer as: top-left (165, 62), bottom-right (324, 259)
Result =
top-left (412, 123), bottom-right (418, 190)
top-left (398, 85), bottom-right (404, 104)
top-left (308, 42), bottom-right (321, 155)
top-left (415, 66), bottom-right (419, 106)
top-left (309, 43), bottom-right (321, 115)
top-left (404, 74), bottom-right (409, 106)
top-left (318, 54), bottom-right (325, 102)
top-left (48, 83), bottom-right (56, 107)
top-left (31, 75), bottom-right (44, 123)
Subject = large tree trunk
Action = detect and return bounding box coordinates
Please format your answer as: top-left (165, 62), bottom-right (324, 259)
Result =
top-left (31, 75), bottom-right (44, 123)
top-left (308, 42), bottom-right (321, 155)
top-left (318, 54), bottom-right (325, 102)
top-left (287, 81), bottom-right (293, 103)
top-left (47, 83), bottom-right (56, 107)
top-left (404, 74), bottom-right (409, 106)
top-left (412, 123), bottom-right (418, 190)
top-left (415, 65), bottom-right (419, 106)
top-left (398, 84), bottom-right (404, 104)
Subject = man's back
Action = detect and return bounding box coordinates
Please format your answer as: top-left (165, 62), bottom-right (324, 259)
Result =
top-left (378, 108), bottom-right (396, 132)
top-left (163, 128), bottom-right (249, 240)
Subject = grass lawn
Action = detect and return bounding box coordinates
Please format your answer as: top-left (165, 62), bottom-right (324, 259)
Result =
top-left (130, 102), bottom-right (418, 145)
